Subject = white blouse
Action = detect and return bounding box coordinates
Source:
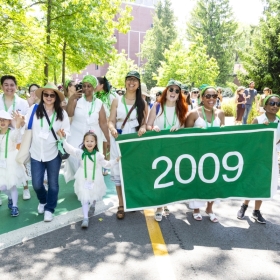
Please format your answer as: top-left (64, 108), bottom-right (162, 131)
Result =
top-left (24, 104), bottom-right (71, 162)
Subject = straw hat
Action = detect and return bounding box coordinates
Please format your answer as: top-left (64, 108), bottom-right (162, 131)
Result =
top-left (35, 82), bottom-right (65, 101)
top-left (0, 110), bottom-right (12, 120)
top-left (141, 83), bottom-right (150, 97)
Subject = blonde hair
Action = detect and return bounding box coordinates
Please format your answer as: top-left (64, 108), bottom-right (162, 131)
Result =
top-left (235, 86), bottom-right (245, 95)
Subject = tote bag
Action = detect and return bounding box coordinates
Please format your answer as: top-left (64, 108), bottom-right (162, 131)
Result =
top-left (16, 104), bottom-right (38, 164)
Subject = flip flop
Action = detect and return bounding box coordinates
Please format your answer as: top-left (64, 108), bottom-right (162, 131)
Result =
top-left (206, 212), bottom-right (218, 223)
top-left (193, 213), bottom-right (202, 221)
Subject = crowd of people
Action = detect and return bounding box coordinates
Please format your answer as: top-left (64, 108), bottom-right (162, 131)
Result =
top-left (0, 72), bottom-right (279, 228)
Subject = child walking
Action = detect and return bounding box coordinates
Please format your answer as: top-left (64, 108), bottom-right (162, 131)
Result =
top-left (0, 110), bottom-right (28, 216)
top-left (57, 129), bottom-right (119, 228)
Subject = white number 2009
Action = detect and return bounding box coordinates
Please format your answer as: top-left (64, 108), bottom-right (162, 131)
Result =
top-left (152, 152), bottom-right (243, 189)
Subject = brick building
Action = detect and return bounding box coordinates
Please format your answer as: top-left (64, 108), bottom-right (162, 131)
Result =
top-left (72, 0), bottom-right (157, 82)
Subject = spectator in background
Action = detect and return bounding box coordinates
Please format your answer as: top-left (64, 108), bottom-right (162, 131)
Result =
top-left (216, 87), bottom-right (223, 109)
top-left (258, 87), bottom-right (272, 114)
top-left (234, 86), bottom-right (246, 125)
top-left (141, 83), bottom-right (152, 108)
top-left (243, 81), bottom-right (258, 124)
top-left (190, 88), bottom-right (200, 109)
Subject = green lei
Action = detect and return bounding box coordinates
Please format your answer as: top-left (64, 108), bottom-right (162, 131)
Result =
top-left (95, 90), bottom-right (110, 109)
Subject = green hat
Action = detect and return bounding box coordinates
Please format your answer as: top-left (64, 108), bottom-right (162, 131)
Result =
top-left (264, 94), bottom-right (280, 105)
top-left (125, 70), bottom-right (140, 80)
top-left (35, 82), bottom-right (65, 101)
top-left (65, 79), bottom-right (72, 89)
top-left (181, 84), bottom-right (188, 91)
top-left (82, 75), bottom-right (98, 88)
top-left (200, 84), bottom-right (216, 95)
top-left (166, 79), bottom-right (181, 89)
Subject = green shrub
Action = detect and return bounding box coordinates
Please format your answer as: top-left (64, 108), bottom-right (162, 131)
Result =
top-left (247, 103), bottom-right (258, 124)
top-left (221, 99), bottom-right (236, 116)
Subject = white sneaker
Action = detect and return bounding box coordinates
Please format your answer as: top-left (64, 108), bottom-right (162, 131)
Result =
top-left (81, 218), bottom-right (89, 228)
top-left (23, 189), bottom-right (31, 200)
top-left (0, 197), bottom-right (2, 206)
top-left (44, 211), bottom-right (53, 222)
top-left (38, 203), bottom-right (46, 214)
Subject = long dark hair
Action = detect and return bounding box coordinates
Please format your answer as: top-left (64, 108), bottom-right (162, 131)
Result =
top-left (36, 92), bottom-right (64, 121)
top-left (125, 78), bottom-right (145, 131)
top-left (79, 131), bottom-right (99, 152)
top-left (97, 76), bottom-right (110, 93)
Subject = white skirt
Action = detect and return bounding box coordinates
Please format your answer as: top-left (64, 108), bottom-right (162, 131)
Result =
top-left (0, 150), bottom-right (28, 189)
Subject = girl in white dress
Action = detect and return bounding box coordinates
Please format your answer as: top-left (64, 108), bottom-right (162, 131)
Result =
top-left (57, 130), bottom-right (119, 228)
top-left (0, 110), bottom-right (28, 217)
top-left (147, 79), bottom-right (188, 221)
top-left (108, 71), bottom-right (148, 219)
top-left (65, 75), bottom-right (110, 183)
top-left (185, 86), bottom-right (225, 223)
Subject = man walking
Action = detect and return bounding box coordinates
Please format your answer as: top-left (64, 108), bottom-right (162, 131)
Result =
top-left (243, 81), bottom-right (258, 124)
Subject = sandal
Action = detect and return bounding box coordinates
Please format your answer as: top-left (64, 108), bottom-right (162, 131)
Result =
top-left (154, 212), bottom-right (163, 222)
top-left (193, 212), bottom-right (202, 221)
top-left (164, 207), bottom-right (170, 215)
top-left (206, 212), bottom-right (218, 223)
top-left (116, 206), bottom-right (125, 219)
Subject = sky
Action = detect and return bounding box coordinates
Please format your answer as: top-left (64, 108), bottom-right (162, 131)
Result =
top-left (171, 0), bottom-right (264, 29)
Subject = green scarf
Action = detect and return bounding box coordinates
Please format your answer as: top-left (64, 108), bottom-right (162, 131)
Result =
top-left (82, 149), bottom-right (96, 162)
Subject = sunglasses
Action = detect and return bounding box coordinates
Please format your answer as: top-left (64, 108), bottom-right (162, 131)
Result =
top-left (268, 101), bottom-right (280, 107)
top-left (192, 91), bottom-right (199, 94)
top-left (43, 92), bottom-right (56, 98)
top-left (168, 87), bottom-right (180, 94)
top-left (204, 94), bottom-right (218, 99)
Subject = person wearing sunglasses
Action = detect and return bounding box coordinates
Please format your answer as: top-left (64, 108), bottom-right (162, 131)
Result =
top-left (185, 85), bottom-right (225, 223)
top-left (237, 94), bottom-right (280, 224)
top-left (22, 82), bottom-right (70, 222)
top-left (190, 88), bottom-right (200, 109)
top-left (147, 79), bottom-right (188, 222)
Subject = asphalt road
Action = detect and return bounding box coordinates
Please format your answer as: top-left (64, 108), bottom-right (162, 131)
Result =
top-left (0, 188), bottom-right (279, 280)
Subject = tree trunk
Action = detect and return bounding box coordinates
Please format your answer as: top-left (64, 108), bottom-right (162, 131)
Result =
top-left (62, 41), bottom-right (67, 86)
top-left (54, 66), bottom-right (57, 85)
top-left (44, 0), bottom-right (52, 83)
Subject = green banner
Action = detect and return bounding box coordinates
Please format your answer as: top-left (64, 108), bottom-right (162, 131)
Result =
top-left (116, 124), bottom-right (278, 211)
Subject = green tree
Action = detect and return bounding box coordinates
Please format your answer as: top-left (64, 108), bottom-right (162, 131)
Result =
top-left (186, 0), bottom-right (238, 85)
top-left (106, 50), bottom-right (139, 89)
top-left (0, 0), bottom-right (133, 85)
top-left (238, 0), bottom-right (280, 91)
top-left (155, 36), bottom-right (219, 87)
top-left (141, 0), bottom-right (177, 89)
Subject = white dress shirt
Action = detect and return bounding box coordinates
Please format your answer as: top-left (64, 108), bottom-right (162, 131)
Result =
top-left (25, 104), bottom-right (71, 162)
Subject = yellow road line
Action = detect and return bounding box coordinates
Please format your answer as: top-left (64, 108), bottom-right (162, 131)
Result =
top-left (144, 209), bottom-right (177, 280)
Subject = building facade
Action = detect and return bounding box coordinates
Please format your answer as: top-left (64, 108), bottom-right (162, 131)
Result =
top-left (72, 0), bottom-right (157, 83)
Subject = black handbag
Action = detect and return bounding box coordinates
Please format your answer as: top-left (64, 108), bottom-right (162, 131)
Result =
top-left (43, 107), bottom-right (70, 160)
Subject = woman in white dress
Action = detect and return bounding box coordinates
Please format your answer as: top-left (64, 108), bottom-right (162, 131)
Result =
top-left (65, 75), bottom-right (110, 183)
top-left (108, 71), bottom-right (148, 219)
top-left (185, 86), bottom-right (225, 223)
top-left (237, 94), bottom-right (280, 224)
top-left (147, 79), bottom-right (188, 222)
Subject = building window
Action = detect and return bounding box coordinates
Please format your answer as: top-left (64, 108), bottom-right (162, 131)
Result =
top-left (95, 65), bottom-right (99, 70)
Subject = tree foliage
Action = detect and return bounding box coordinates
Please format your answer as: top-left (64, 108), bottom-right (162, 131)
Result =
top-left (0, 0), bottom-right (133, 85)
top-left (155, 36), bottom-right (219, 87)
top-left (106, 50), bottom-right (138, 89)
top-left (238, 0), bottom-right (280, 91)
top-left (186, 0), bottom-right (238, 85)
top-left (141, 0), bottom-right (177, 89)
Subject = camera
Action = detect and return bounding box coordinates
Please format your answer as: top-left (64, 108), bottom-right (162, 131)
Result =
top-left (75, 82), bottom-right (82, 91)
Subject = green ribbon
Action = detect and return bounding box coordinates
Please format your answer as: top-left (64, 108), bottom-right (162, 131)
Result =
top-left (82, 149), bottom-right (96, 162)
top-left (57, 140), bottom-right (67, 155)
